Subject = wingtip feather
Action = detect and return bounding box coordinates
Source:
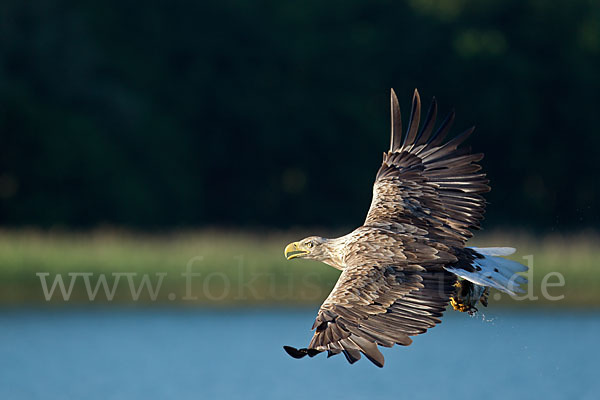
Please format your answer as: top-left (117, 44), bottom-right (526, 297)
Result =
top-left (402, 89), bottom-right (421, 150)
top-left (390, 88), bottom-right (402, 152)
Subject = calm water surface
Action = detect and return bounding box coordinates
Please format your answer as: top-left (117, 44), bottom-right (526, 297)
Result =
top-left (1, 309), bottom-right (598, 399)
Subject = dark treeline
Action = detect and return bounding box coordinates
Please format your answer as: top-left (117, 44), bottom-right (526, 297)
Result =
top-left (1, 0), bottom-right (598, 231)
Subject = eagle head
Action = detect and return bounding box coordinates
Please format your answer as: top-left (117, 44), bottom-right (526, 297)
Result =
top-left (284, 236), bottom-right (328, 261)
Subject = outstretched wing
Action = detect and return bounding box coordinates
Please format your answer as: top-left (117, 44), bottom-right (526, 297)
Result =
top-left (284, 231), bottom-right (456, 367)
top-left (364, 89), bottom-right (490, 246)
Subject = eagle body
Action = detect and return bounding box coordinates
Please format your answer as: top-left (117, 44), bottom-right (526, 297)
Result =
top-left (283, 90), bottom-right (527, 367)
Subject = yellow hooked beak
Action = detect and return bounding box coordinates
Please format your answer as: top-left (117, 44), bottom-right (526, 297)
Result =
top-left (284, 242), bottom-right (309, 260)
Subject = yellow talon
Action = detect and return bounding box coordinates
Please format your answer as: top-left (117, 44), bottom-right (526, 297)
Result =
top-left (450, 295), bottom-right (470, 312)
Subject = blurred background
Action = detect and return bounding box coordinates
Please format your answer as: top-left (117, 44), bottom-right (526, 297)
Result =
top-left (1, 0), bottom-right (599, 399)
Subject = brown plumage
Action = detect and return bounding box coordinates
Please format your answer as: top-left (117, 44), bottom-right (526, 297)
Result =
top-left (283, 89), bottom-right (524, 368)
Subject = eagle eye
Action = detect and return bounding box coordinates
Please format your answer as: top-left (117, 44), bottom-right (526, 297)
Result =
top-left (306, 241), bottom-right (314, 249)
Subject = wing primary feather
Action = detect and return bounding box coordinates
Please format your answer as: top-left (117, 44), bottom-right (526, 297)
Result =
top-left (422, 126), bottom-right (476, 162)
top-left (283, 345), bottom-right (321, 359)
top-left (401, 89), bottom-right (421, 150)
top-left (416, 109), bottom-right (455, 154)
top-left (411, 97), bottom-right (438, 150)
top-left (431, 109), bottom-right (456, 145)
top-left (349, 336), bottom-right (385, 368)
top-left (342, 349), bottom-right (361, 364)
top-left (390, 89), bottom-right (402, 152)
top-left (283, 346), bottom-right (307, 359)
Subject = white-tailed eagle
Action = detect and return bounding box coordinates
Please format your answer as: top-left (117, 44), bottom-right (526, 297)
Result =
top-left (283, 89), bottom-right (527, 367)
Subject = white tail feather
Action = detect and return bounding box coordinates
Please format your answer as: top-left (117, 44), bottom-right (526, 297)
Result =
top-left (469, 247), bottom-right (516, 256)
top-left (445, 247), bottom-right (528, 295)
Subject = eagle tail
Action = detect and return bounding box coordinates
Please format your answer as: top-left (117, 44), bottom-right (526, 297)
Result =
top-left (445, 247), bottom-right (528, 295)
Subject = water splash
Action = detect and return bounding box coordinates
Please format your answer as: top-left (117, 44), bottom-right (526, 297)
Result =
top-left (469, 311), bottom-right (496, 323)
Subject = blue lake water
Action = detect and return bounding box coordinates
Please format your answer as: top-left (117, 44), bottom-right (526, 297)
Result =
top-left (1, 308), bottom-right (599, 399)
